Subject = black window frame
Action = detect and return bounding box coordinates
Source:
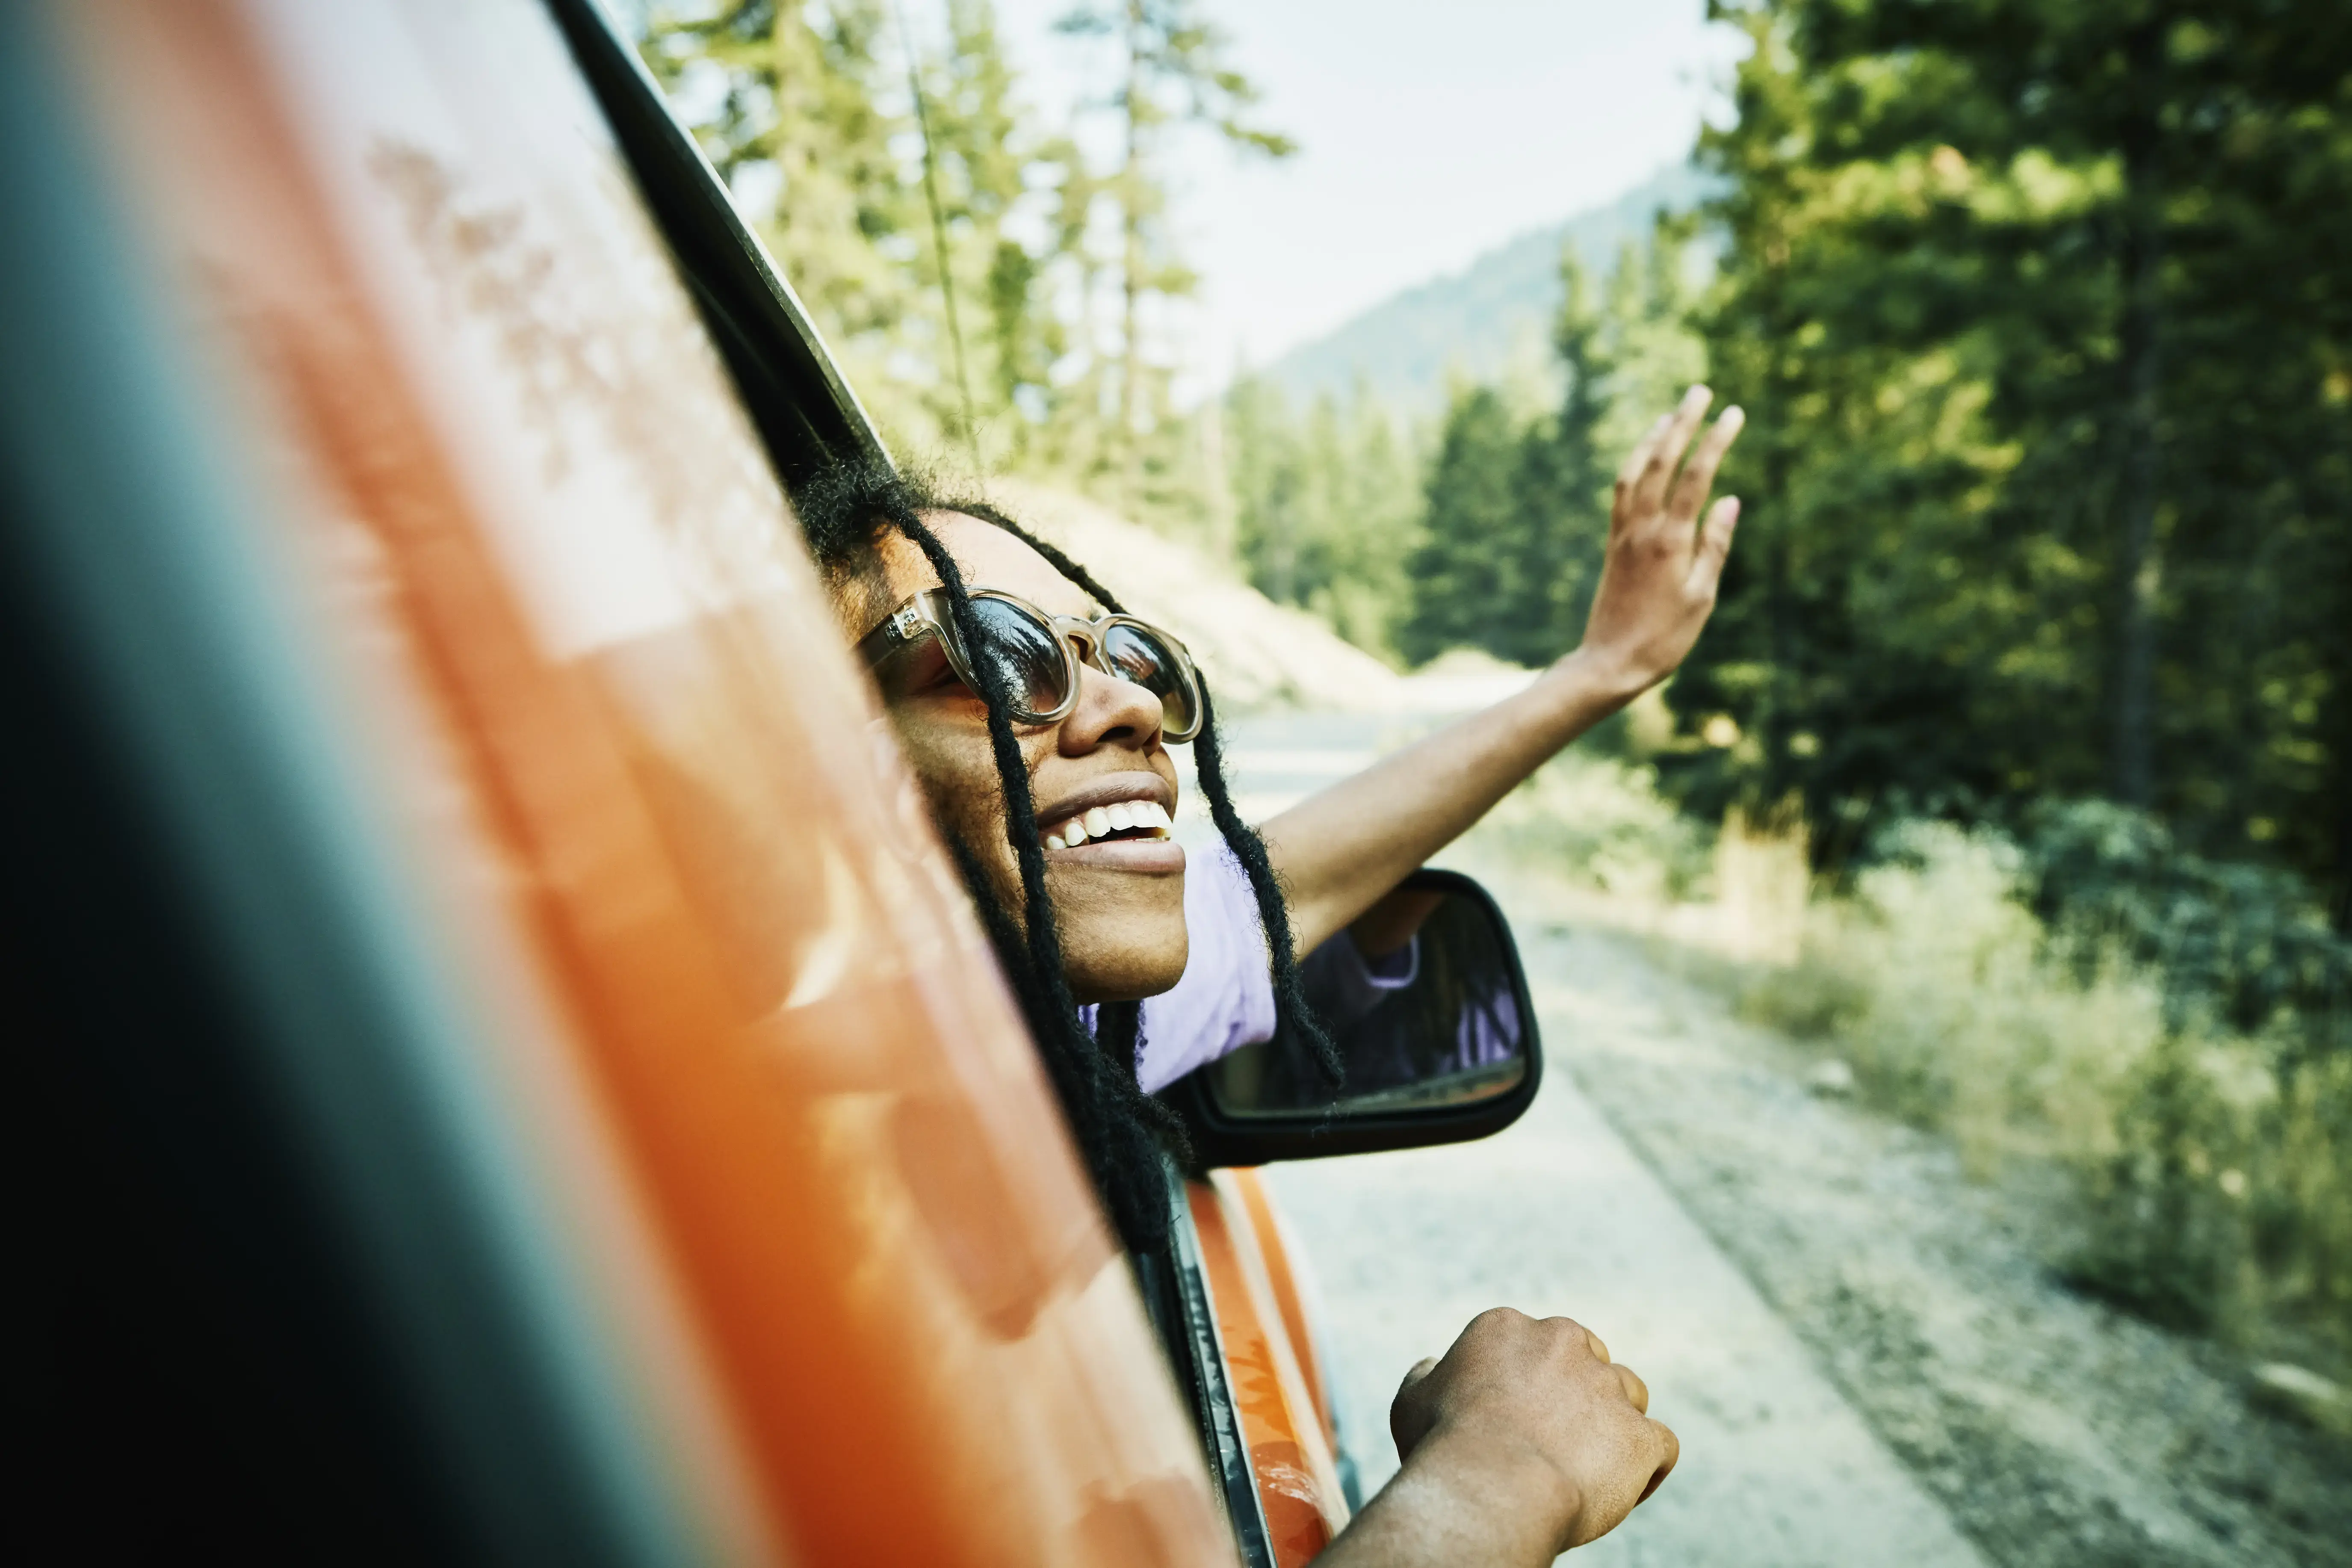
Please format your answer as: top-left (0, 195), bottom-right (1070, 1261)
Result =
top-left (540, 6), bottom-right (1280, 1564)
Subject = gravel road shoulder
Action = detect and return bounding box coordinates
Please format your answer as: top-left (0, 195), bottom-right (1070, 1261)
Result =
top-left (1539, 920), bottom-right (2352, 1568)
top-left (1262, 955), bottom-right (1987, 1566)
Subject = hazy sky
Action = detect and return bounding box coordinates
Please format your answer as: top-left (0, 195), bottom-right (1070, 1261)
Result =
top-left (981, 0), bottom-right (1744, 381)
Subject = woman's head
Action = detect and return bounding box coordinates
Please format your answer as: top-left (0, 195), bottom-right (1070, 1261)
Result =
top-left (845, 508), bottom-right (1192, 1001)
top-left (794, 458), bottom-right (1335, 1250)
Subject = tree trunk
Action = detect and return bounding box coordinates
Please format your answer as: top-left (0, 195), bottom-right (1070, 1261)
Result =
top-left (2330, 664), bottom-right (2352, 932)
top-left (1757, 258), bottom-right (1795, 803)
top-left (2109, 28), bottom-right (2165, 809)
top-left (1198, 394), bottom-right (1234, 563)
top-left (1118, 1), bottom-right (1143, 507)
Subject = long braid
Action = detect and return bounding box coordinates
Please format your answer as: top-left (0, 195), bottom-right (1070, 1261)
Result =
top-left (942, 836), bottom-right (1176, 1245)
top-left (872, 499), bottom-right (1185, 1248)
top-left (882, 504), bottom-right (1071, 1012)
top-left (962, 499), bottom-right (1341, 1087)
top-left (1186, 684), bottom-right (1344, 1086)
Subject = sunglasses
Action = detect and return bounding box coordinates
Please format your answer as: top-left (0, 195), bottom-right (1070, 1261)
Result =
top-left (856, 587), bottom-right (1206, 744)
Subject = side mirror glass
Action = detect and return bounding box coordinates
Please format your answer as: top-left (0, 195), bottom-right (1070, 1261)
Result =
top-left (1166, 869), bottom-right (1541, 1166)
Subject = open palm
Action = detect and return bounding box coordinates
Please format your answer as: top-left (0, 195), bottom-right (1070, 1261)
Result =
top-left (1576, 384), bottom-right (1745, 693)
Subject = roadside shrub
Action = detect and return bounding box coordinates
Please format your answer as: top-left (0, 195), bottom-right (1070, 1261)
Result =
top-left (1484, 753), bottom-right (1714, 904)
top-left (1752, 823), bottom-right (2163, 1175)
top-left (2022, 800), bottom-right (2352, 1057)
top-left (2019, 803), bottom-right (2352, 1347)
top-left (1744, 818), bottom-right (2349, 1358)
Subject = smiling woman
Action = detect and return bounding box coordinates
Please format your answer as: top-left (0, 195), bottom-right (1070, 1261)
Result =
top-left (860, 511), bottom-right (1201, 1006)
top-left (799, 459), bottom-right (1338, 1252)
top-left (795, 378), bottom-right (1743, 1264)
top-left (790, 378), bottom-right (1740, 1562)
top-left (12, 0), bottom-right (1731, 1557)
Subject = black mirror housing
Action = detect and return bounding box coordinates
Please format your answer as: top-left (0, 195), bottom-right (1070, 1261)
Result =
top-left (1164, 869), bottom-right (1542, 1167)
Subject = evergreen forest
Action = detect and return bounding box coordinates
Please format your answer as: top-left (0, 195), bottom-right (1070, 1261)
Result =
top-left (639, 1), bottom-right (2351, 1361)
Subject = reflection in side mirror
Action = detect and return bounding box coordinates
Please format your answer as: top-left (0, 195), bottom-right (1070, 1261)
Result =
top-left (1166, 868), bottom-right (1542, 1166)
top-left (1210, 885), bottom-right (1529, 1118)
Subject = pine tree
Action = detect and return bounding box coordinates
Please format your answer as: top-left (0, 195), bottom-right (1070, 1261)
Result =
top-left (1395, 238), bottom-right (1708, 670)
top-left (1396, 386), bottom-right (1528, 666)
top-left (643, 0), bottom-right (1095, 464)
top-left (643, 1), bottom-right (927, 437)
top-left (1055, 1), bottom-right (1294, 506)
top-left (1677, 0), bottom-right (2352, 909)
top-left (913, 0), bottom-right (1087, 466)
top-left (1501, 249), bottom-right (1619, 661)
top-left (1224, 375), bottom-right (1418, 655)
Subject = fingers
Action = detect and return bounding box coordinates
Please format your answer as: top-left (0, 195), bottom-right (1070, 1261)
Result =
top-left (1667, 403), bottom-right (1745, 523)
top-left (1565, 1318), bottom-right (1646, 1412)
top-left (1613, 1363), bottom-right (1649, 1414)
top-left (1638, 1420), bottom-right (1680, 1504)
top-left (1628, 384), bottom-right (1714, 517)
top-left (1548, 1315), bottom-right (1649, 1414)
top-left (1389, 1355), bottom-right (1443, 1461)
top-left (1614, 411), bottom-right (1674, 493)
top-left (1568, 1352), bottom-right (1676, 1548)
top-left (1689, 494), bottom-right (1741, 595)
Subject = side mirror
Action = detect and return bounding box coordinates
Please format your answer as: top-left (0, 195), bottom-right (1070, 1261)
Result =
top-left (1165, 869), bottom-right (1542, 1166)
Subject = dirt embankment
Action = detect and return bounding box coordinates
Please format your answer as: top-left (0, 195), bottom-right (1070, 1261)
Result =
top-left (978, 480), bottom-right (1407, 713)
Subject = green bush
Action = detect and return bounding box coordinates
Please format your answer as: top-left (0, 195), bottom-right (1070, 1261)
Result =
top-left (1483, 753), bottom-right (1714, 904)
top-left (2022, 801), bottom-right (2352, 1055)
top-left (1482, 771), bottom-right (2349, 1358)
top-left (1746, 818), bottom-right (2349, 1358)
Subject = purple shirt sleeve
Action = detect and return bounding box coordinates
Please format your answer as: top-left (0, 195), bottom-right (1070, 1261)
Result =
top-left (1133, 839), bottom-right (1276, 1093)
top-left (1118, 842), bottom-right (1421, 1093)
top-left (1297, 927), bottom-right (1419, 1039)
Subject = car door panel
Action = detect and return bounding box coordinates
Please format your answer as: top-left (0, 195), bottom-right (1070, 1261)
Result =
top-left (50, 0), bottom-right (1235, 1561)
top-left (1188, 1176), bottom-right (1351, 1565)
top-left (1221, 1168), bottom-right (1342, 1458)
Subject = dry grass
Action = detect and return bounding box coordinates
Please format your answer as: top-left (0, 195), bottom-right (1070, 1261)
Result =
top-left (1475, 766), bottom-right (2350, 1376)
top-left (1736, 821), bottom-right (2346, 1367)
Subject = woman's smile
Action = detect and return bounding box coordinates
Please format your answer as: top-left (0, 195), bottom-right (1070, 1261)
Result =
top-left (1037, 771), bottom-right (1185, 871)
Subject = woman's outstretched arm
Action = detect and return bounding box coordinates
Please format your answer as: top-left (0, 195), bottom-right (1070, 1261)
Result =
top-left (1259, 384), bottom-right (1744, 957)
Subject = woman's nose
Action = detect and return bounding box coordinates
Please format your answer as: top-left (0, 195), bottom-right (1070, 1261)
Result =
top-left (1060, 661), bottom-right (1164, 752)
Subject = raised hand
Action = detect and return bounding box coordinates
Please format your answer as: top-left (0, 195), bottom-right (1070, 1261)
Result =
top-left (1575, 384), bottom-right (1744, 697)
top-left (1252, 387), bottom-right (1748, 967)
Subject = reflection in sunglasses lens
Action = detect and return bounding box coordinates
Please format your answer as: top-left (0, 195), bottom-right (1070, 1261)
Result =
top-left (1103, 623), bottom-right (1196, 735)
top-left (968, 598), bottom-right (1070, 717)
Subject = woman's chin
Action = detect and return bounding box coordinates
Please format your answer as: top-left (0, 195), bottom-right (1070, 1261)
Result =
top-left (1063, 938), bottom-right (1191, 1007)
top-left (1049, 861), bottom-right (1190, 1004)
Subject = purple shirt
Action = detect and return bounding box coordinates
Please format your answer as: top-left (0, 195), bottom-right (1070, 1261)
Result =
top-left (1100, 840), bottom-right (1416, 1094)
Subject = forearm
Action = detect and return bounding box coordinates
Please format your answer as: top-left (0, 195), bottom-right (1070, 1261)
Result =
top-left (1258, 648), bottom-right (1645, 954)
top-left (1259, 384), bottom-right (1742, 959)
top-left (1316, 1427), bottom-right (1579, 1568)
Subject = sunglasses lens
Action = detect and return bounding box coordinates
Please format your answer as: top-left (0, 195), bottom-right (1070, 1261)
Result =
top-left (964, 596), bottom-right (1071, 718)
top-left (1102, 622), bottom-right (1199, 738)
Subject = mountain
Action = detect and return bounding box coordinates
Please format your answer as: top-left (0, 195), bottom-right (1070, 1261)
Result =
top-left (1258, 162), bottom-right (1719, 413)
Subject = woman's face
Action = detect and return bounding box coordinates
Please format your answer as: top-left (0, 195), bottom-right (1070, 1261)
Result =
top-left (842, 510), bottom-right (1189, 1004)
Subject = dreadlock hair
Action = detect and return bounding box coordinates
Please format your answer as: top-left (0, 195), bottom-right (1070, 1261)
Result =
top-left (795, 457), bottom-right (1339, 1252)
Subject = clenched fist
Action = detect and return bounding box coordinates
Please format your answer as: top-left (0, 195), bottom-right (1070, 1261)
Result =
top-left (1320, 1307), bottom-right (1679, 1566)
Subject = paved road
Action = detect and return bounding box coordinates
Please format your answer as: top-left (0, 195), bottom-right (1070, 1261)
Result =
top-left (1194, 710), bottom-right (1987, 1567)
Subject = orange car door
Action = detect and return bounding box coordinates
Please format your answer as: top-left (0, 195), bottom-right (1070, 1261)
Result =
top-left (41, 0), bottom-right (1241, 1561)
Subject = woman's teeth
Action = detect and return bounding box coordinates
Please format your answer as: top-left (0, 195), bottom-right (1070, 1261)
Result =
top-left (1044, 799), bottom-right (1173, 850)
